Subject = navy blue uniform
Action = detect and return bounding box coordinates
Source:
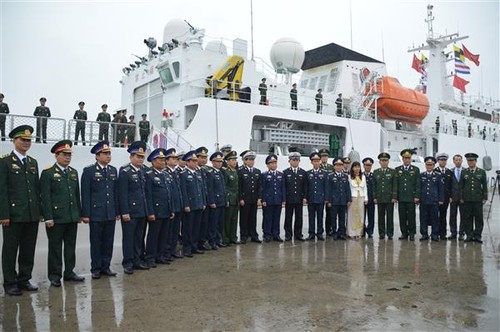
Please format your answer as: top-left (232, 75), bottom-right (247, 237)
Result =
top-left (81, 163), bottom-right (118, 274)
top-left (283, 167), bottom-right (307, 240)
top-left (260, 170), bottom-right (286, 240)
top-left (327, 172), bottom-right (352, 239)
top-left (419, 171), bottom-right (444, 240)
top-left (145, 168), bottom-right (173, 265)
top-left (306, 168), bottom-right (327, 238)
top-left (207, 167), bottom-right (227, 247)
top-left (180, 168), bottom-right (205, 255)
top-left (118, 164), bottom-right (150, 270)
top-left (198, 166), bottom-right (209, 249)
top-left (165, 166), bottom-right (183, 257)
top-left (238, 166), bottom-right (261, 241)
top-left (435, 167), bottom-right (453, 238)
top-left (364, 171), bottom-right (375, 237)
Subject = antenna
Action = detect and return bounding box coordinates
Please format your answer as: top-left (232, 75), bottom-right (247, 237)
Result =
top-left (250, 0), bottom-right (255, 60)
top-left (350, 1), bottom-right (353, 49)
top-left (425, 4), bottom-right (434, 39)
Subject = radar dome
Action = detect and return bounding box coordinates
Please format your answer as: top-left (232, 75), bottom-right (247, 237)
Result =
top-left (270, 37), bottom-right (305, 74)
top-left (205, 41), bottom-right (227, 55)
top-left (162, 19), bottom-right (191, 44)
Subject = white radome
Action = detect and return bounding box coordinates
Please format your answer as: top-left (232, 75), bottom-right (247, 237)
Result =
top-left (269, 37), bottom-right (305, 74)
top-left (162, 19), bottom-right (191, 44)
top-left (205, 40), bottom-right (228, 55)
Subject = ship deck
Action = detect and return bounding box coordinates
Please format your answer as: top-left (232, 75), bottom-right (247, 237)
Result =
top-left (1, 197), bottom-right (499, 331)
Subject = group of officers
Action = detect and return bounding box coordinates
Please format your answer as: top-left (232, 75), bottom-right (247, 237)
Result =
top-left (0, 124), bottom-right (490, 296)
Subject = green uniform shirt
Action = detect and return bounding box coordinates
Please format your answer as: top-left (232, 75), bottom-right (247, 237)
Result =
top-left (373, 167), bottom-right (397, 203)
top-left (139, 120), bottom-right (150, 134)
top-left (0, 102), bottom-right (9, 115)
top-left (96, 111), bottom-right (111, 122)
top-left (223, 166), bottom-right (239, 205)
top-left (320, 162), bottom-right (334, 173)
top-left (395, 164), bottom-right (420, 202)
top-left (40, 164), bottom-right (81, 223)
top-left (0, 152), bottom-right (40, 222)
top-left (460, 167), bottom-right (488, 202)
top-left (34, 106), bottom-right (51, 117)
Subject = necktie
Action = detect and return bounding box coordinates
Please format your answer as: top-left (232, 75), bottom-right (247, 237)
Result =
top-left (63, 168), bottom-right (68, 176)
top-left (404, 166), bottom-right (408, 172)
top-left (21, 157), bottom-right (27, 170)
top-left (294, 168), bottom-right (297, 174)
top-left (456, 168), bottom-right (460, 181)
top-left (103, 167), bottom-right (107, 177)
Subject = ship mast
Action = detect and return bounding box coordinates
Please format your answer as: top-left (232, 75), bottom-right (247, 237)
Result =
top-left (408, 4), bottom-right (468, 125)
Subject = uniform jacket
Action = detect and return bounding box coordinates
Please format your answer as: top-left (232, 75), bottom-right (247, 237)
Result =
top-left (320, 163), bottom-right (334, 173)
top-left (283, 167), bottom-right (307, 204)
top-left (33, 106), bottom-right (51, 118)
top-left (180, 168), bottom-right (205, 211)
top-left (40, 164), bottom-right (81, 223)
top-left (238, 166), bottom-right (261, 204)
top-left (81, 163), bottom-right (118, 221)
top-left (96, 111), bottom-right (111, 123)
top-left (118, 164), bottom-right (150, 218)
top-left (459, 167), bottom-right (488, 202)
top-left (419, 171), bottom-right (444, 204)
top-left (326, 172), bottom-right (352, 205)
top-left (450, 167), bottom-right (463, 202)
top-left (223, 166), bottom-right (239, 205)
top-left (145, 168), bottom-right (172, 219)
top-left (139, 120), bottom-right (150, 135)
top-left (0, 102), bottom-right (9, 116)
top-left (373, 168), bottom-right (397, 203)
top-left (395, 164), bottom-right (421, 202)
top-left (165, 167), bottom-right (183, 213)
top-left (305, 168), bottom-right (327, 204)
top-left (0, 152), bottom-right (40, 222)
top-left (364, 171), bottom-right (375, 203)
top-left (434, 167), bottom-right (453, 201)
top-left (73, 110), bottom-right (88, 127)
top-left (206, 167), bottom-right (227, 207)
top-left (259, 170), bottom-right (286, 206)
top-left (198, 166), bottom-right (209, 205)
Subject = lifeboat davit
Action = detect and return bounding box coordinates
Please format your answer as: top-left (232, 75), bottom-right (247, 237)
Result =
top-left (366, 76), bottom-right (429, 124)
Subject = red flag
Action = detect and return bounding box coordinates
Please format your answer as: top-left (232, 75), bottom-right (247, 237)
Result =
top-left (462, 44), bottom-right (480, 66)
top-left (453, 75), bottom-right (469, 93)
top-left (411, 54), bottom-right (422, 73)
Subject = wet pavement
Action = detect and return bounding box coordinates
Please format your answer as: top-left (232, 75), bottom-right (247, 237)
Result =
top-left (1, 199), bottom-right (499, 331)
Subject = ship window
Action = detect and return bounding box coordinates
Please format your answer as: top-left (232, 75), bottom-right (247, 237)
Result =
top-left (352, 72), bottom-right (360, 92)
top-left (327, 68), bottom-right (339, 92)
top-left (149, 78), bottom-right (162, 95)
top-left (134, 84), bottom-right (148, 102)
top-left (318, 75), bottom-right (328, 91)
top-left (300, 79), bottom-right (308, 89)
top-left (308, 77), bottom-right (318, 90)
top-left (172, 61), bottom-right (180, 78)
top-left (159, 66), bottom-right (174, 85)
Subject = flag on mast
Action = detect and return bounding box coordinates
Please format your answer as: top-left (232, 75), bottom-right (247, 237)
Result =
top-left (462, 44), bottom-right (480, 66)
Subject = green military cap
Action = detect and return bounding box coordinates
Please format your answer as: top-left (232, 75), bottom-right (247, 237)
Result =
top-left (9, 125), bottom-right (34, 139)
top-left (464, 152), bottom-right (478, 161)
top-left (78, 101), bottom-right (85, 106)
top-left (51, 140), bottom-right (73, 154)
top-left (378, 152), bottom-right (390, 160)
top-left (400, 149), bottom-right (414, 158)
top-left (40, 97), bottom-right (47, 102)
top-left (319, 148), bottom-right (329, 156)
top-left (224, 150), bottom-right (238, 161)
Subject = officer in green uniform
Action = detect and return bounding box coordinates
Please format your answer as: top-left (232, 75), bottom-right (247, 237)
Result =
top-left (319, 148), bottom-right (334, 236)
top-left (73, 101), bottom-right (88, 145)
top-left (373, 152), bottom-right (397, 240)
top-left (0, 93), bottom-right (9, 141)
top-left (0, 125), bottom-right (41, 296)
top-left (460, 152), bottom-right (488, 243)
top-left (40, 140), bottom-right (84, 287)
top-left (395, 149), bottom-right (420, 241)
top-left (33, 97), bottom-right (51, 143)
top-left (222, 150), bottom-right (239, 245)
top-left (96, 104), bottom-right (111, 141)
top-left (139, 114), bottom-right (150, 143)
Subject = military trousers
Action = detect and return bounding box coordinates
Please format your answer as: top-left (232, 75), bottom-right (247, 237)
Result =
top-left (284, 203), bottom-right (303, 239)
top-left (263, 205), bottom-right (282, 238)
top-left (2, 222), bottom-right (39, 286)
top-left (325, 205), bottom-right (333, 235)
top-left (167, 213), bottom-right (181, 257)
top-left (364, 202), bottom-right (375, 236)
top-left (145, 218), bottom-right (169, 264)
top-left (438, 202), bottom-right (450, 238)
top-left (121, 217), bottom-right (146, 270)
top-left (46, 222), bottom-right (78, 281)
top-left (35, 118), bottom-right (48, 143)
top-left (140, 133), bottom-right (149, 143)
top-left (398, 202), bottom-right (416, 237)
top-left (199, 208), bottom-right (209, 248)
top-left (98, 125), bottom-right (109, 141)
top-left (449, 201), bottom-right (463, 237)
top-left (0, 116), bottom-right (5, 141)
top-left (89, 219), bottom-right (116, 273)
top-left (208, 206), bottom-right (225, 246)
top-left (463, 201), bottom-right (484, 240)
top-left (419, 204), bottom-right (439, 238)
top-left (377, 202), bottom-right (394, 238)
top-left (239, 203), bottom-right (258, 240)
top-left (183, 209), bottom-right (202, 254)
top-left (223, 205), bottom-right (238, 244)
top-left (307, 203), bottom-right (324, 236)
top-left (331, 204), bottom-right (347, 238)
top-left (74, 124), bottom-right (86, 145)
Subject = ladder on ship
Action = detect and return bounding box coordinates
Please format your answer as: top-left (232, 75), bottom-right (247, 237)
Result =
top-left (350, 72), bottom-right (382, 121)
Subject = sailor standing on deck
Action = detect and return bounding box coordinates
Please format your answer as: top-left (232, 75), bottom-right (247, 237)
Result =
top-left (0, 93), bottom-right (9, 141)
top-left (259, 78), bottom-right (267, 105)
top-left (0, 126), bottom-right (41, 296)
top-left (283, 152), bottom-right (307, 242)
top-left (80, 141), bottom-right (119, 279)
top-left (290, 83), bottom-right (298, 110)
top-left (373, 152), bottom-right (397, 240)
top-left (419, 156), bottom-right (444, 242)
top-left (260, 154), bottom-right (286, 242)
top-left (434, 152), bottom-right (453, 240)
top-left (305, 152), bottom-right (328, 241)
top-left (395, 149), bottom-right (420, 241)
top-left (73, 101), bottom-right (88, 145)
top-left (96, 104), bottom-right (111, 141)
top-left (33, 97), bottom-right (51, 144)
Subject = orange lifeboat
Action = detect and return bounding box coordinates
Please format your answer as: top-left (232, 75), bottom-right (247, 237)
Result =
top-left (366, 76), bottom-right (429, 124)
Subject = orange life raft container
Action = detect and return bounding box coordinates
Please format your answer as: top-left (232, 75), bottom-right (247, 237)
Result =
top-left (366, 76), bottom-right (429, 124)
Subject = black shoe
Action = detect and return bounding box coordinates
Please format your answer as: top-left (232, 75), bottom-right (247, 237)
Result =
top-left (156, 259), bottom-right (171, 265)
top-left (218, 242), bottom-right (228, 248)
top-left (431, 237), bottom-right (439, 242)
top-left (147, 262), bottom-right (157, 268)
top-left (133, 263), bottom-right (150, 270)
top-left (193, 250), bottom-right (204, 254)
top-left (211, 245), bottom-right (219, 250)
top-left (101, 269), bottom-right (117, 276)
top-left (4, 285), bottom-right (22, 296)
top-left (398, 236), bottom-right (408, 240)
top-left (464, 238), bottom-right (474, 243)
top-left (240, 239), bottom-right (247, 244)
top-left (124, 267), bottom-right (134, 274)
top-left (368, 235), bottom-right (373, 239)
top-left (184, 253), bottom-right (193, 258)
top-left (387, 236), bottom-right (393, 240)
top-left (441, 236), bottom-right (449, 241)
top-left (264, 237), bottom-right (272, 243)
top-left (379, 236), bottom-right (385, 240)
top-left (202, 242), bottom-right (211, 250)
top-left (295, 237), bottom-right (306, 242)
top-left (285, 237), bottom-right (292, 241)
top-left (306, 235), bottom-right (315, 241)
top-left (458, 235), bottom-right (465, 241)
top-left (251, 238), bottom-right (262, 243)
top-left (173, 253), bottom-right (184, 259)
top-left (273, 237), bottom-right (284, 242)
top-left (409, 235), bottom-right (415, 241)
top-left (475, 238), bottom-right (483, 244)
top-left (18, 281), bottom-right (38, 291)
top-left (420, 236), bottom-right (429, 241)
top-left (317, 236), bottom-right (325, 241)
top-left (64, 274), bottom-right (85, 282)
top-left (50, 279), bottom-right (62, 287)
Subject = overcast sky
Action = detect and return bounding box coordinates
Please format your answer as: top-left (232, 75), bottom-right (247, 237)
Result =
top-left (1, 0), bottom-right (498, 120)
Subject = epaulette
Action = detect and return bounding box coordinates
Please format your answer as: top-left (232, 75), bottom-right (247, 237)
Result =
top-left (238, 165), bottom-right (245, 170)
top-left (0, 153), bottom-right (9, 159)
top-left (121, 165), bottom-right (131, 172)
top-left (146, 169), bottom-right (153, 174)
top-left (206, 167), bottom-right (214, 173)
top-left (43, 164), bottom-right (54, 171)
